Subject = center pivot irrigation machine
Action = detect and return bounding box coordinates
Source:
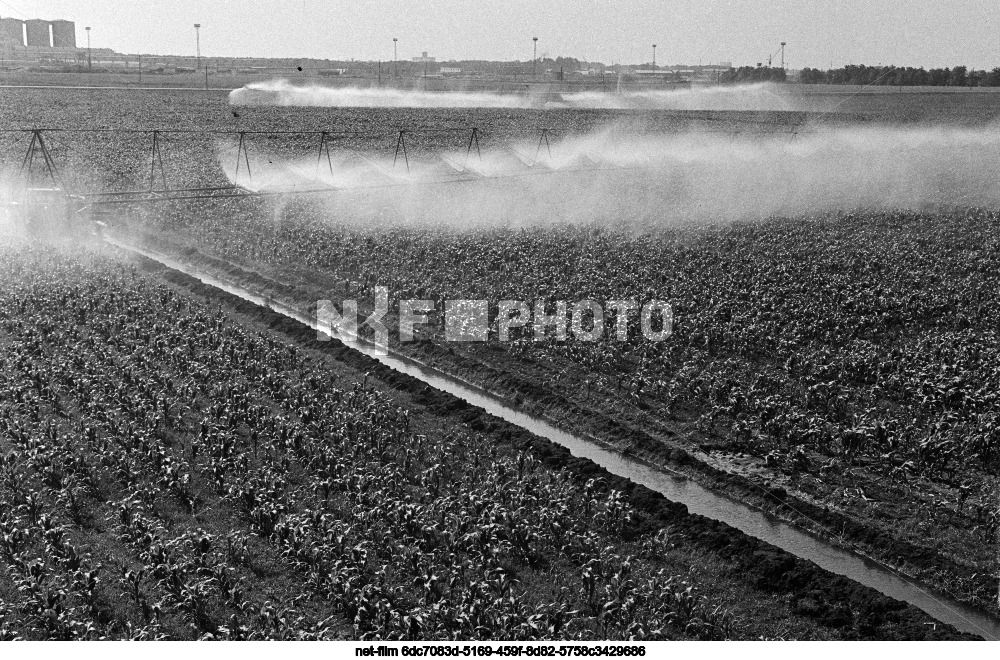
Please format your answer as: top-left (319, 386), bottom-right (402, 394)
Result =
top-left (0, 120), bottom-right (803, 234)
top-left (0, 125), bottom-right (569, 234)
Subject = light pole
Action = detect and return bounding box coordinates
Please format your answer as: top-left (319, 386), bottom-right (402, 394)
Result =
top-left (194, 23), bottom-right (201, 70)
top-left (85, 27), bottom-right (91, 70)
top-left (780, 41), bottom-right (786, 68)
top-left (532, 36), bottom-right (538, 76)
top-left (652, 44), bottom-right (656, 69)
top-left (393, 37), bottom-right (397, 77)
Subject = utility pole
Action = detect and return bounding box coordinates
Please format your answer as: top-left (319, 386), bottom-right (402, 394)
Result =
top-left (85, 27), bottom-right (91, 70)
top-left (194, 23), bottom-right (201, 70)
top-left (780, 42), bottom-right (786, 68)
top-left (532, 36), bottom-right (538, 76)
top-left (393, 38), bottom-right (398, 77)
top-left (652, 44), bottom-right (656, 69)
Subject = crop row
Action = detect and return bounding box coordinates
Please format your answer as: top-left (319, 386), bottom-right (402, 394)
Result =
top-left (0, 243), bottom-right (734, 639)
top-left (128, 196), bottom-right (1000, 603)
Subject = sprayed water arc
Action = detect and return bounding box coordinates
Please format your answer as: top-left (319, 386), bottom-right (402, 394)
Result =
top-left (108, 237), bottom-right (1000, 641)
top-left (215, 123), bottom-right (1000, 228)
top-left (228, 80), bottom-right (802, 112)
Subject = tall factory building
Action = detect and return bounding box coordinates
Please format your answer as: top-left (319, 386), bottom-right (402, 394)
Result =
top-left (51, 19), bottom-right (75, 48)
top-left (0, 17), bottom-right (23, 47)
top-left (24, 18), bottom-right (49, 47)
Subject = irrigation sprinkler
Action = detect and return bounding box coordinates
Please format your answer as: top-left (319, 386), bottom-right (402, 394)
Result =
top-left (0, 124), bottom-right (617, 217)
top-left (0, 123), bottom-right (811, 224)
top-left (233, 132), bottom-right (252, 184)
top-left (464, 128), bottom-right (482, 168)
top-left (19, 130), bottom-right (61, 188)
top-left (393, 130), bottom-right (410, 173)
top-left (148, 131), bottom-right (167, 191)
top-left (315, 131), bottom-right (333, 180)
top-left (532, 129), bottom-right (553, 167)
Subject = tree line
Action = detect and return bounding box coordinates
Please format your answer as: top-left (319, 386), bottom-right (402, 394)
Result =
top-left (799, 64), bottom-right (1000, 86)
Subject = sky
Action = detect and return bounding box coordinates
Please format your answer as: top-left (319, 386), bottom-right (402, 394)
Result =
top-left (1, 0), bottom-right (997, 69)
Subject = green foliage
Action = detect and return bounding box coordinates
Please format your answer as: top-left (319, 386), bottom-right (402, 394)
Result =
top-left (800, 64), bottom-right (1000, 86)
top-left (0, 245), bottom-right (735, 640)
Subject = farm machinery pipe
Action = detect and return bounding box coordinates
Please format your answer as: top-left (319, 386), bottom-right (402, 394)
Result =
top-left (4, 123), bottom-right (809, 216)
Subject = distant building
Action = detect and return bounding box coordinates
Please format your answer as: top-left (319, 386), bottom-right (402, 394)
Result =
top-left (24, 19), bottom-right (49, 47)
top-left (440, 66), bottom-right (461, 75)
top-left (0, 17), bottom-right (77, 50)
top-left (412, 51), bottom-right (435, 63)
top-left (51, 19), bottom-right (75, 48)
top-left (0, 17), bottom-right (23, 47)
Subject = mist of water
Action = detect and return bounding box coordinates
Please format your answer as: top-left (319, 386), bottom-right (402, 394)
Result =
top-left (216, 123), bottom-right (1000, 228)
top-left (0, 177), bottom-right (29, 243)
top-left (228, 78), bottom-right (798, 112)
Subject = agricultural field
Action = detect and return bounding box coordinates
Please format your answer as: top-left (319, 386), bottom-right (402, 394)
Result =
top-left (0, 240), bottom-right (962, 640)
top-left (1, 81), bottom-right (1000, 639)
top-left (1, 241), bottom-right (727, 640)
top-left (141, 201), bottom-right (1000, 617)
